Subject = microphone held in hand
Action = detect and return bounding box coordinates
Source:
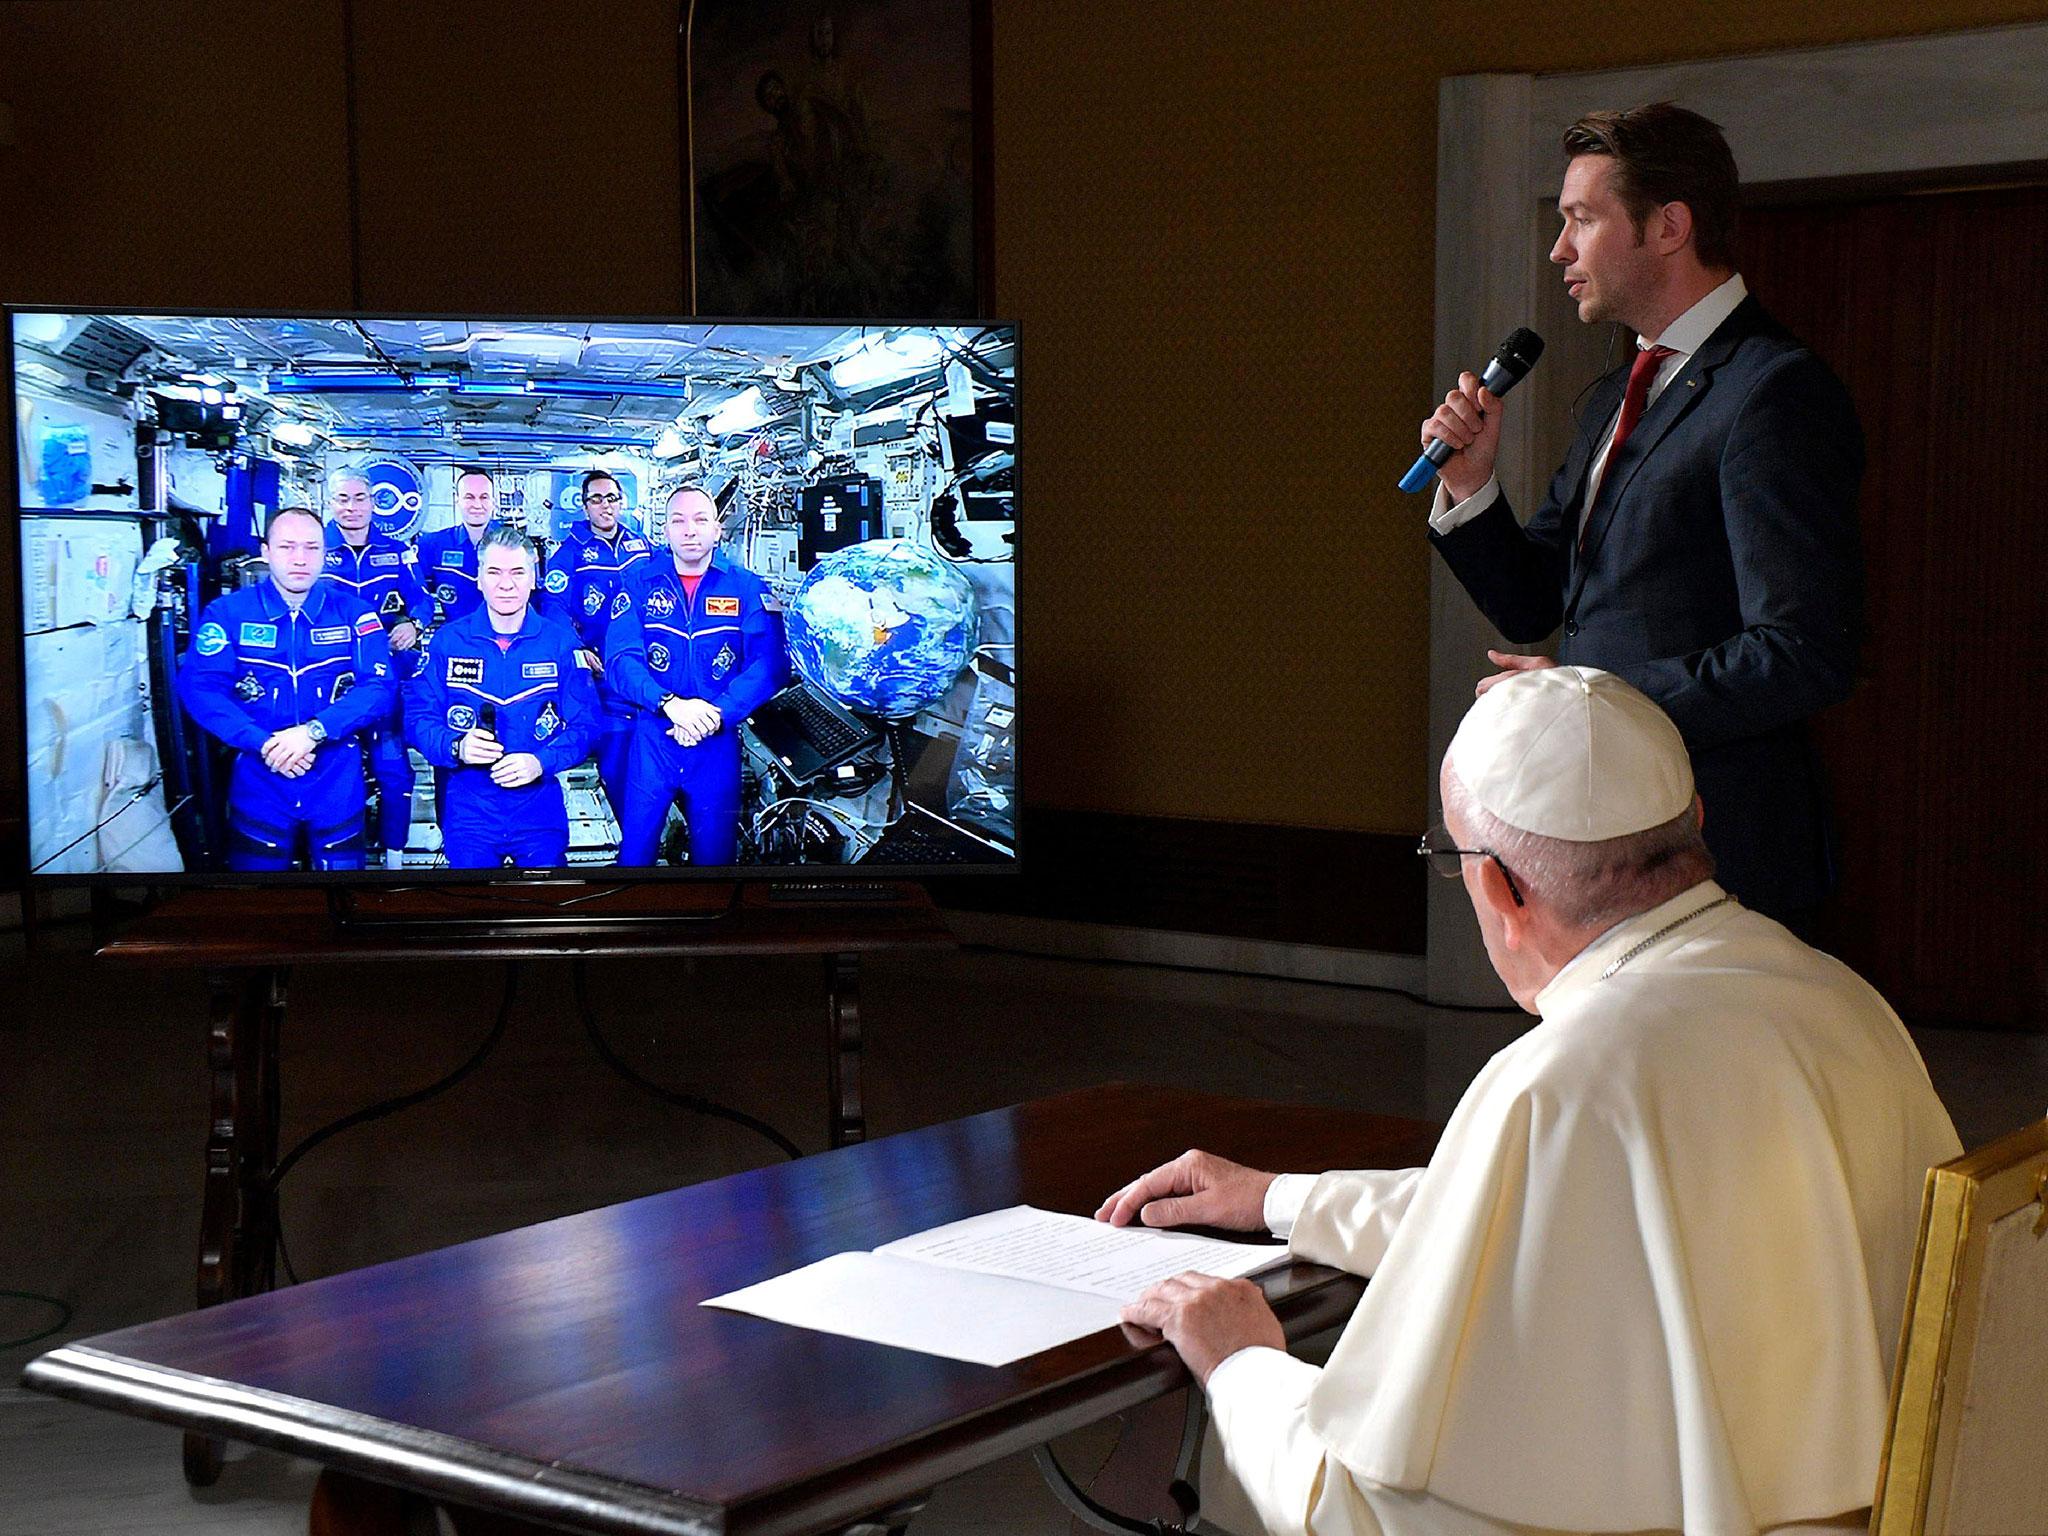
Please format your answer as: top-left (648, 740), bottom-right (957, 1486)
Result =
top-left (476, 704), bottom-right (497, 737)
top-left (1399, 327), bottom-right (1545, 493)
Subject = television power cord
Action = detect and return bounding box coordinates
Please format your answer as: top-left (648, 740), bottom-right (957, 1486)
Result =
top-left (270, 962), bottom-right (521, 1285)
top-left (0, 1291), bottom-right (74, 1352)
top-left (570, 961), bottom-right (803, 1162)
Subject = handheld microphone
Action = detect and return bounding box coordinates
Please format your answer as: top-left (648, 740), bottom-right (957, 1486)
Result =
top-left (477, 704), bottom-right (497, 737)
top-left (1398, 327), bottom-right (1545, 493)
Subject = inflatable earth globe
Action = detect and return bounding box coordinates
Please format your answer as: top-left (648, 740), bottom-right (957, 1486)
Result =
top-left (785, 539), bottom-right (980, 720)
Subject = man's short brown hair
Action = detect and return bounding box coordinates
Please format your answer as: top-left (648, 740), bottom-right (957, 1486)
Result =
top-left (1563, 103), bottom-right (1740, 271)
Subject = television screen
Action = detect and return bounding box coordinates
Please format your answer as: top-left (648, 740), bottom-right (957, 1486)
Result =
top-left (9, 310), bottom-right (1017, 881)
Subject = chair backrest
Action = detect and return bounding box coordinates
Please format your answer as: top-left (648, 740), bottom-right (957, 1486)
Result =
top-left (1870, 1118), bottom-right (2048, 1536)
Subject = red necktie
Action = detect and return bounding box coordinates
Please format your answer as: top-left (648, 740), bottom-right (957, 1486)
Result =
top-left (1581, 344), bottom-right (1676, 550)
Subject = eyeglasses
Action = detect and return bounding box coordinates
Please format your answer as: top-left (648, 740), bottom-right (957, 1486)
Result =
top-left (585, 492), bottom-right (623, 506)
top-left (1416, 822), bottom-right (1525, 907)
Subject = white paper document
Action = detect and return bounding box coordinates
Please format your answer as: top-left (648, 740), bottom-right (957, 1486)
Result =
top-left (702, 1204), bottom-right (1289, 1366)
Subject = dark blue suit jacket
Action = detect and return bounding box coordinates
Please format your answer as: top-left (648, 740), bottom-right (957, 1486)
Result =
top-left (1429, 297), bottom-right (1864, 920)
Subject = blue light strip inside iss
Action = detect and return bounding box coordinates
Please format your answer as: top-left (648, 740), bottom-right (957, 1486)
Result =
top-left (458, 428), bottom-right (654, 446)
top-left (543, 377), bottom-right (694, 399)
top-left (269, 372), bottom-right (428, 394)
top-left (269, 373), bottom-right (695, 399)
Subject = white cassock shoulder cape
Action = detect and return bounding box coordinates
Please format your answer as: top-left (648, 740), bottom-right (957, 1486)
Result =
top-left (1208, 884), bottom-right (1961, 1536)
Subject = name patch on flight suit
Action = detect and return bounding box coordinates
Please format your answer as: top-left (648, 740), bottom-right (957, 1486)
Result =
top-left (446, 656), bottom-right (485, 685)
top-left (311, 625), bottom-right (351, 645)
top-left (196, 622), bottom-right (228, 656)
top-left (239, 623), bottom-right (278, 648)
top-left (645, 589), bottom-right (676, 619)
top-left (371, 553), bottom-right (401, 567)
top-left (647, 643), bottom-right (671, 672)
top-left (705, 596), bottom-right (740, 617)
top-left (522, 662), bottom-right (557, 679)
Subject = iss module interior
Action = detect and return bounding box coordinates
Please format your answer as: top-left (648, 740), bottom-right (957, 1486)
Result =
top-left (10, 311), bottom-right (1018, 878)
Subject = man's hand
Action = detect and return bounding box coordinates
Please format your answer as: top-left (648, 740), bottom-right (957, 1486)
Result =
top-left (260, 726), bottom-right (318, 777)
top-left (662, 697), bottom-right (723, 747)
top-left (389, 618), bottom-right (421, 652)
top-left (1475, 648), bottom-right (1559, 697)
top-left (576, 647), bottom-right (604, 677)
top-left (489, 752), bottom-right (544, 788)
top-left (1096, 1149), bottom-right (1277, 1231)
top-left (1119, 1273), bottom-right (1286, 1386)
top-left (457, 728), bottom-right (504, 766)
top-left (1421, 373), bottom-right (1503, 504)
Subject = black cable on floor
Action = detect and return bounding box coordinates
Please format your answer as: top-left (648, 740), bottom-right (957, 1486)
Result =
top-left (571, 961), bottom-right (803, 1162)
top-left (0, 1291), bottom-right (74, 1351)
top-left (956, 940), bottom-right (1528, 1015)
top-left (270, 962), bottom-right (521, 1283)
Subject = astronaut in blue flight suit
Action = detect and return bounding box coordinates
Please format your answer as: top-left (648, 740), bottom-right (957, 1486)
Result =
top-left (178, 506), bottom-right (395, 871)
top-left (606, 485), bottom-right (786, 866)
top-left (414, 466), bottom-right (559, 629)
top-left (557, 469), bottom-right (654, 818)
top-left (322, 468), bottom-right (429, 866)
top-left (404, 526), bottom-right (599, 870)
top-left (412, 466), bottom-right (508, 626)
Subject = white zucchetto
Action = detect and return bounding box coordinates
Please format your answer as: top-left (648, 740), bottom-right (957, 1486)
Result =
top-left (1447, 666), bottom-right (1692, 841)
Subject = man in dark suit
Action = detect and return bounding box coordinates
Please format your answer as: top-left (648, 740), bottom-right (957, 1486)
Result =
top-left (1421, 104), bottom-right (1862, 928)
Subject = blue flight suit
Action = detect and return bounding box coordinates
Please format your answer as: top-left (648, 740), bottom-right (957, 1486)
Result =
top-left (323, 525), bottom-right (429, 854)
top-left (558, 518), bottom-right (655, 814)
top-left (404, 604), bottom-right (599, 870)
top-left (606, 555), bottom-right (786, 867)
top-left (414, 521), bottom-right (558, 626)
top-left (178, 581), bottom-right (395, 871)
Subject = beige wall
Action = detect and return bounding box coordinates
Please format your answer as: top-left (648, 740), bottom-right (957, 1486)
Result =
top-left (5, 0), bottom-right (2043, 839)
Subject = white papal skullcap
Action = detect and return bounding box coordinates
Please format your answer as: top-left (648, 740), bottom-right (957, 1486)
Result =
top-left (1447, 666), bottom-right (1693, 841)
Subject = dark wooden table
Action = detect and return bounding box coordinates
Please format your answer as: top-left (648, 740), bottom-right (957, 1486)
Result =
top-left (92, 881), bottom-right (958, 1482)
top-left (24, 1083), bottom-right (1438, 1536)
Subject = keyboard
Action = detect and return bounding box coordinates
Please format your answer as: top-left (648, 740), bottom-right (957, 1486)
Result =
top-left (789, 688), bottom-right (871, 758)
top-left (861, 808), bottom-right (1009, 866)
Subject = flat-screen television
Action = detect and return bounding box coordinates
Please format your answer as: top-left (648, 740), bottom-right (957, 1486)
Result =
top-left (7, 309), bottom-right (1018, 883)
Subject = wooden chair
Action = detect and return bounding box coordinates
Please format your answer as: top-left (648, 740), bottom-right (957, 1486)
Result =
top-left (1870, 1117), bottom-right (2048, 1536)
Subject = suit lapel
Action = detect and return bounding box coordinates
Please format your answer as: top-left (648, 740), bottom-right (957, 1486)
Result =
top-left (1566, 299), bottom-right (1761, 608)
top-left (1562, 369), bottom-right (1627, 556)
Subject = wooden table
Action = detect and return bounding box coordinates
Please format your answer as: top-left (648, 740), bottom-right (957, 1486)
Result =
top-left (92, 881), bottom-right (958, 1481)
top-left (24, 1083), bottom-right (1438, 1536)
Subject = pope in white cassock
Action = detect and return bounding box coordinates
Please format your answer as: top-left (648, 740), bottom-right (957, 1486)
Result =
top-left (1100, 667), bottom-right (1961, 1536)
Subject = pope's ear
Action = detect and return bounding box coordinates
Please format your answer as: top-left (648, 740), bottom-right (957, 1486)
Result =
top-left (1474, 855), bottom-right (1527, 940)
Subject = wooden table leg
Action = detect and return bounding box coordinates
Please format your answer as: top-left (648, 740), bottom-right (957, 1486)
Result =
top-left (187, 964), bottom-right (287, 1486)
top-left (826, 953), bottom-right (864, 1147)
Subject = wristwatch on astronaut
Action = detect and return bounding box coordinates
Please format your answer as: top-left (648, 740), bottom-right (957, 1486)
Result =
top-left (658, 692), bottom-right (679, 713)
top-left (306, 718), bottom-right (329, 745)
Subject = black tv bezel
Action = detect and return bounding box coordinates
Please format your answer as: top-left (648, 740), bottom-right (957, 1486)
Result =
top-left (5, 302), bottom-right (1021, 890)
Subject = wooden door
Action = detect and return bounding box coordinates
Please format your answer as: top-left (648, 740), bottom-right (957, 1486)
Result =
top-left (1738, 184), bottom-right (2048, 1029)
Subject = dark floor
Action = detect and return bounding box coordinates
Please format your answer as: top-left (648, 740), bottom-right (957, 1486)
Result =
top-left (3, 911), bottom-right (2043, 1536)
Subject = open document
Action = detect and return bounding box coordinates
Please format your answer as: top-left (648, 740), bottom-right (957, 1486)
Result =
top-left (703, 1204), bottom-right (1289, 1366)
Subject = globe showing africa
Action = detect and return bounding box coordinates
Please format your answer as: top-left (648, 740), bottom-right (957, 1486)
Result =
top-left (786, 540), bottom-right (981, 720)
